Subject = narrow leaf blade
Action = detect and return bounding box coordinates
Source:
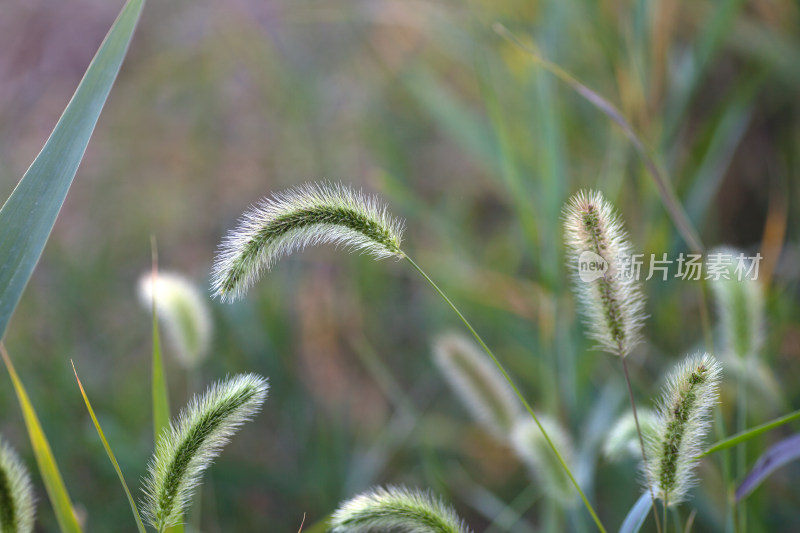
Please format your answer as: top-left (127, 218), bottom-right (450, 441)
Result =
top-left (0, 344), bottom-right (82, 533)
top-left (0, 0), bottom-right (145, 339)
top-left (702, 408), bottom-right (800, 457)
top-left (736, 433), bottom-right (800, 501)
top-left (72, 362), bottom-right (147, 533)
top-left (618, 492), bottom-right (651, 533)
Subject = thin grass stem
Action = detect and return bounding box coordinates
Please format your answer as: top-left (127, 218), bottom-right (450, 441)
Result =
top-left (403, 254), bottom-right (607, 533)
top-left (621, 356), bottom-right (663, 533)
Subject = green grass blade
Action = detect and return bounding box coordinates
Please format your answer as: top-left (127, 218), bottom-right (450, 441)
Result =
top-left (148, 240), bottom-right (182, 533)
top-left (71, 362), bottom-right (147, 533)
top-left (0, 0), bottom-right (145, 340)
top-left (0, 343), bottom-right (82, 533)
top-left (493, 23), bottom-right (704, 254)
top-left (149, 239), bottom-right (171, 441)
top-left (701, 408), bottom-right (800, 457)
top-left (618, 492), bottom-right (651, 533)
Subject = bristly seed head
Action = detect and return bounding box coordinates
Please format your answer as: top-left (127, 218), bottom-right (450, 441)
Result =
top-left (432, 332), bottom-right (521, 440)
top-left (138, 271), bottom-right (213, 369)
top-left (563, 190), bottom-right (646, 357)
top-left (708, 247), bottom-right (764, 361)
top-left (141, 374), bottom-right (268, 532)
top-left (0, 437), bottom-right (35, 533)
top-left (329, 485), bottom-right (472, 533)
top-left (211, 182), bottom-right (405, 303)
top-left (645, 353), bottom-right (721, 506)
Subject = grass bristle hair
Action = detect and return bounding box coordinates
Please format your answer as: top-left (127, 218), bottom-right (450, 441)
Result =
top-left (433, 332), bottom-right (521, 440)
top-left (329, 485), bottom-right (472, 533)
top-left (141, 374), bottom-right (268, 532)
top-left (563, 190), bottom-right (645, 357)
top-left (645, 353), bottom-right (721, 506)
top-left (211, 182), bottom-right (405, 302)
top-left (0, 437), bottom-right (35, 533)
top-left (138, 271), bottom-right (212, 369)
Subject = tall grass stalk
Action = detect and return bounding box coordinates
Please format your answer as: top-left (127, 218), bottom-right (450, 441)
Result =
top-left (403, 255), bottom-right (606, 532)
top-left (563, 190), bottom-right (660, 532)
top-left (212, 183), bottom-right (607, 532)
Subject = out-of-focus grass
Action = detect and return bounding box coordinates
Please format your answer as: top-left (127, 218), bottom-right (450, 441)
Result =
top-left (1, 0), bottom-right (799, 530)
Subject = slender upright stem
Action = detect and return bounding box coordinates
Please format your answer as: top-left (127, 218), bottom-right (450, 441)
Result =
top-left (403, 254), bottom-right (607, 533)
top-left (737, 360), bottom-right (748, 532)
top-left (621, 356), bottom-right (663, 533)
top-left (663, 495), bottom-right (669, 533)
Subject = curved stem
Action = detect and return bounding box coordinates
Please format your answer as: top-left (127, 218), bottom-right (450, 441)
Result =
top-left (403, 254), bottom-right (607, 533)
top-left (621, 356), bottom-right (663, 533)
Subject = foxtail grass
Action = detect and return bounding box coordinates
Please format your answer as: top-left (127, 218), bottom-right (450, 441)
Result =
top-left (211, 182), bottom-right (404, 302)
top-left (139, 271), bottom-right (212, 369)
top-left (646, 353), bottom-right (721, 528)
top-left (329, 486), bottom-right (471, 533)
top-left (563, 190), bottom-right (658, 531)
top-left (432, 332), bottom-right (521, 440)
top-left (708, 249), bottom-right (761, 530)
top-left (212, 182), bottom-right (606, 532)
top-left (141, 374), bottom-right (268, 532)
top-left (0, 437), bottom-right (35, 533)
top-left (563, 190), bottom-right (645, 358)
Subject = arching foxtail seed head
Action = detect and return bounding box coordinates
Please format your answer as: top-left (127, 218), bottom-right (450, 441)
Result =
top-left (432, 332), bottom-right (521, 440)
top-left (141, 374), bottom-right (268, 532)
top-left (645, 353), bottom-right (721, 505)
top-left (0, 437), bottom-right (35, 533)
top-left (329, 485), bottom-right (472, 533)
top-left (562, 190), bottom-right (646, 357)
top-left (211, 183), bottom-right (405, 303)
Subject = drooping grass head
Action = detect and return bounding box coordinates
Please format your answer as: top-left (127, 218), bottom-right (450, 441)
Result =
top-left (0, 437), bottom-right (35, 533)
top-left (329, 485), bottom-right (471, 533)
top-left (563, 190), bottom-right (646, 357)
top-left (141, 374), bottom-right (268, 531)
top-left (645, 353), bottom-right (721, 505)
top-left (211, 183), bottom-right (405, 302)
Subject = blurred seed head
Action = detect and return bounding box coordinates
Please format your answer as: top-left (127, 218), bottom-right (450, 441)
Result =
top-left (602, 408), bottom-right (658, 462)
top-left (510, 415), bottom-right (577, 507)
top-left (0, 437), bottom-right (35, 533)
top-left (708, 247), bottom-right (764, 361)
top-left (211, 182), bottom-right (405, 303)
top-left (138, 271), bottom-right (212, 369)
top-left (141, 374), bottom-right (268, 531)
top-left (563, 190), bottom-right (646, 357)
top-left (433, 332), bottom-right (521, 440)
top-left (329, 485), bottom-right (471, 533)
top-left (645, 353), bottom-right (721, 506)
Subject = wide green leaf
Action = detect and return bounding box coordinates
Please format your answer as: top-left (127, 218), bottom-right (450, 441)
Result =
top-left (0, 0), bottom-right (145, 339)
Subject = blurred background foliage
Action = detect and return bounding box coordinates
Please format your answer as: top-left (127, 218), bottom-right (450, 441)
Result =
top-left (1, 0), bottom-right (799, 531)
